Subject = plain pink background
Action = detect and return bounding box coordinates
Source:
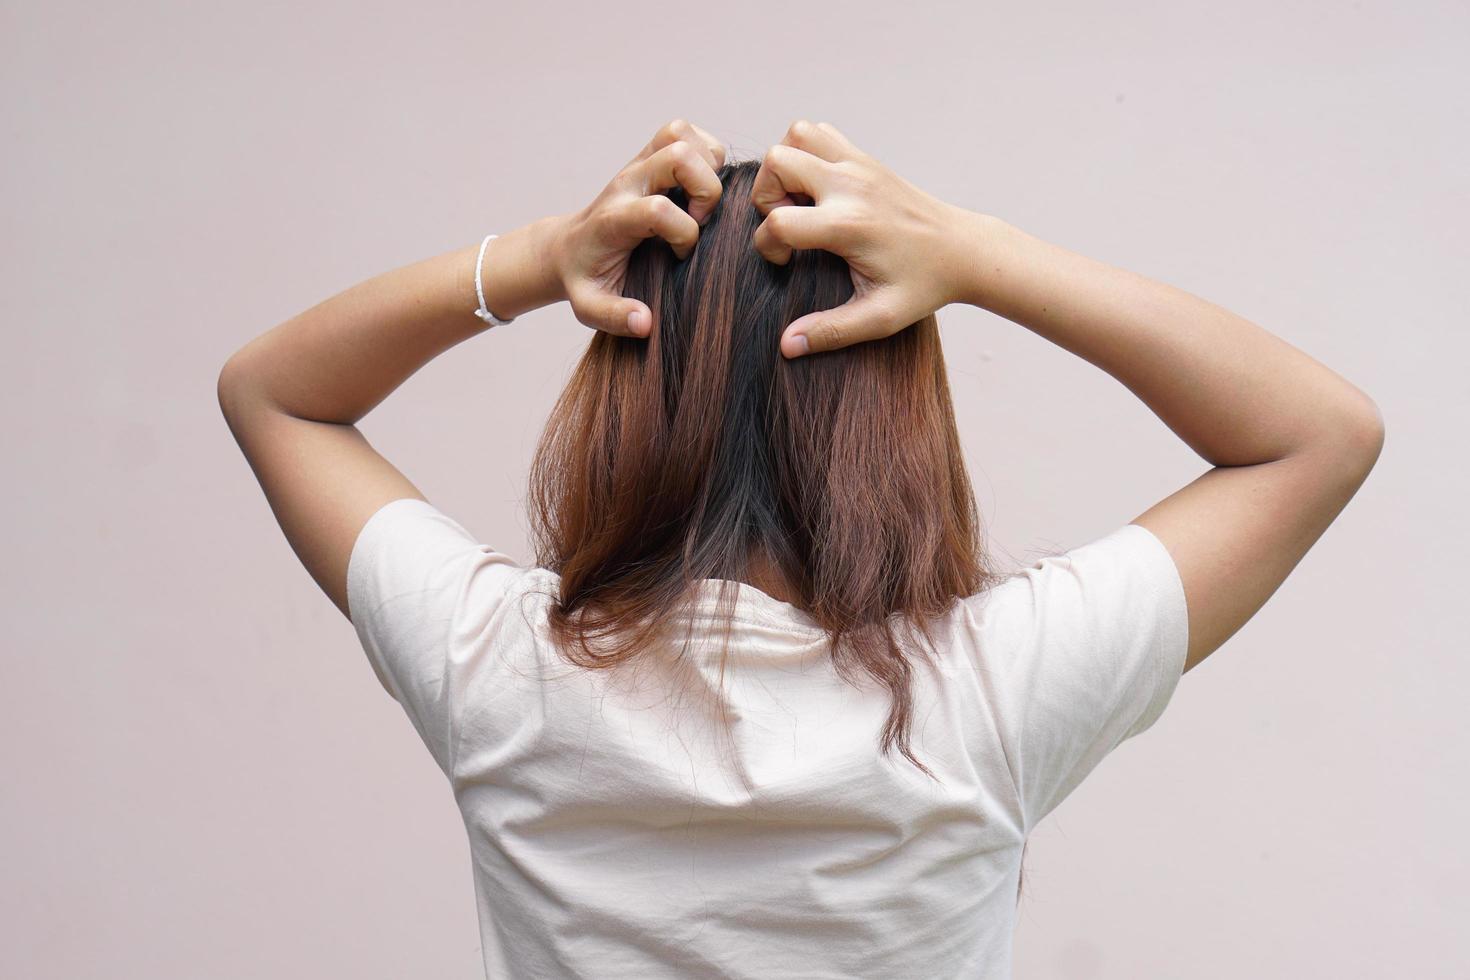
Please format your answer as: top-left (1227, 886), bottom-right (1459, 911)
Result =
top-left (4, 2), bottom-right (1463, 977)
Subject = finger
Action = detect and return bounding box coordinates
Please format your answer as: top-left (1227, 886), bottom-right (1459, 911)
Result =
top-left (780, 294), bottom-right (900, 358)
top-left (570, 283), bottom-right (653, 338)
top-left (636, 141), bottom-right (724, 225)
top-left (750, 144), bottom-right (834, 216)
top-left (629, 118), bottom-right (723, 171)
top-left (684, 121), bottom-right (727, 169)
top-left (781, 119), bottom-right (859, 164)
top-left (613, 193), bottom-right (701, 260)
top-left (752, 204), bottom-right (846, 265)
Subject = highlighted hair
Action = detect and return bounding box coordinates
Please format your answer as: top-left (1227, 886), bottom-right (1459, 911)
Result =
top-left (528, 159), bottom-right (1000, 779)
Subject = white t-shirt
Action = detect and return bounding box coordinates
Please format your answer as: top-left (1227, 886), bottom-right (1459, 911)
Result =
top-left (346, 497), bottom-right (1189, 980)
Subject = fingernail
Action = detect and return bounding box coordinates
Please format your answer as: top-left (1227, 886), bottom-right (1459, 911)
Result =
top-left (628, 310), bottom-right (645, 335)
top-left (786, 333), bottom-right (809, 357)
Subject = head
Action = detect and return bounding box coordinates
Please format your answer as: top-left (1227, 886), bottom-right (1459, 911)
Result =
top-left (527, 158), bottom-right (1001, 779)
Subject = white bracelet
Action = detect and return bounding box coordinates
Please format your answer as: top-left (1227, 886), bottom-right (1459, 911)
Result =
top-left (473, 233), bottom-right (516, 327)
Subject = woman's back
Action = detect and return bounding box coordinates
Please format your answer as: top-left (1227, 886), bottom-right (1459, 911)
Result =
top-left (346, 497), bottom-right (1188, 979)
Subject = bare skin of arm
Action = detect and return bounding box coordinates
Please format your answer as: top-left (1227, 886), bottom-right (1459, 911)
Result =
top-left (752, 120), bottom-right (1385, 674)
top-left (956, 218), bottom-right (1384, 673)
top-left (215, 227), bottom-right (562, 619)
top-left (217, 120), bottom-right (727, 618)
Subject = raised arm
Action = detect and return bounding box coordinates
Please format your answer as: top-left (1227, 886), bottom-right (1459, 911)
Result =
top-left (752, 120), bottom-right (1384, 673)
top-left (217, 119), bottom-right (726, 617)
top-left (954, 218), bottom-right (1383, 672)
top-left (215, 226), bottom-right (560, 618)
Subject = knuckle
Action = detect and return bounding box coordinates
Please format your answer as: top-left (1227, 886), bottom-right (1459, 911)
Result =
top-left (787, 119), bottom-right (816, 143)
top-left (807, 321), bottom-right (840, 351)
top-left (609, 168), bottom-right (640, 196)
top-left (835, 159), bottom-right (869, 186)
top-left (645, 194), bottom-right (675, 225)
top-left (766, 144), bottom-right (797, 171)
top-left (664, 117), bottom-right (691, 137)
top-left (764, 208), bottom-right (793, 237)
top-left (754, 227), bottom-right (785, 262)
top-left (658, 197), bottom-right (696, 239)
top-left (672, 144), bottom-right (708, 179)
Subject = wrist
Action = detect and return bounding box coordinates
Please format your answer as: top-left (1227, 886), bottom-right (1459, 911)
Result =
top-left (529, 212), bottom-right (574, 305)
top-left (474, 216), bottom-right (570, 322)
top-left (943, 209), bottom-right (1017, 310)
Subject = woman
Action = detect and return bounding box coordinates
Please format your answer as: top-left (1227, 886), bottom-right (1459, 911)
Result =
top-left (218, 119), bottom-right (1384, 979)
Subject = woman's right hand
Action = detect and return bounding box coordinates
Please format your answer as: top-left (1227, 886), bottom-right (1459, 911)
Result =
top-left (751, 121), bottom-right (984, 358)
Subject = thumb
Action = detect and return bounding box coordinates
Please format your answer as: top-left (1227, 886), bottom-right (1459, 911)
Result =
top-left (780, 294), bottom-right (898, 358)
top-left (572, 286), bottom-right (652, 338)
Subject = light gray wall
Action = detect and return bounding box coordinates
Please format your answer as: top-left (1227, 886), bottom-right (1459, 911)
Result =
top-left (3, 1), bottom-right (1462, 977)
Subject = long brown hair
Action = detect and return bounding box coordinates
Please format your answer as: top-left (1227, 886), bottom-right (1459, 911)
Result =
top-left (527, 158), bottom-right (1002, 780)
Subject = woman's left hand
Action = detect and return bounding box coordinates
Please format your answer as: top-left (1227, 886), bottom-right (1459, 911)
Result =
top-left (548, 119), bottom-right (726, 338)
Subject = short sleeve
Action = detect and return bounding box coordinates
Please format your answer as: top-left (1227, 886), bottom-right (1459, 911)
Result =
top-left (975, 522), bottom-right (1190, 834)
top-left (345, 497), bottom-right (528, 779)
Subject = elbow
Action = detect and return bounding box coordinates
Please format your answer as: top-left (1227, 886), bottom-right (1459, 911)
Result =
top-left (216, 355), bottom-right (241, 420)
top-left (1348, 394), bottom-right (1385, 460)
top-left (1273, 387), bottom-right (1385, 491)
top-left (1325, 394), bottom-right (1386, 479)
top-left (216, 352), bottom-right (263, 423)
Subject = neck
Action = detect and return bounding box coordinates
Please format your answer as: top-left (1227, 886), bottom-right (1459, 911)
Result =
top-left (739, 548), bottom-right (800, 606)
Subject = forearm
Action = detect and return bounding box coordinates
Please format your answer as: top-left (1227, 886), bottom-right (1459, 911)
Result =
top-left (219, 215), bottom-right (566, 424)
top-left (954, 213), bottom-right (1381, 466)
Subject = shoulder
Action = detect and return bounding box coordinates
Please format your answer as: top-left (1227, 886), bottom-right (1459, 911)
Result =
top-left (346, 497), bottom-right (552, 635)
top-left (947, 522), bottom-right (1188, 671)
